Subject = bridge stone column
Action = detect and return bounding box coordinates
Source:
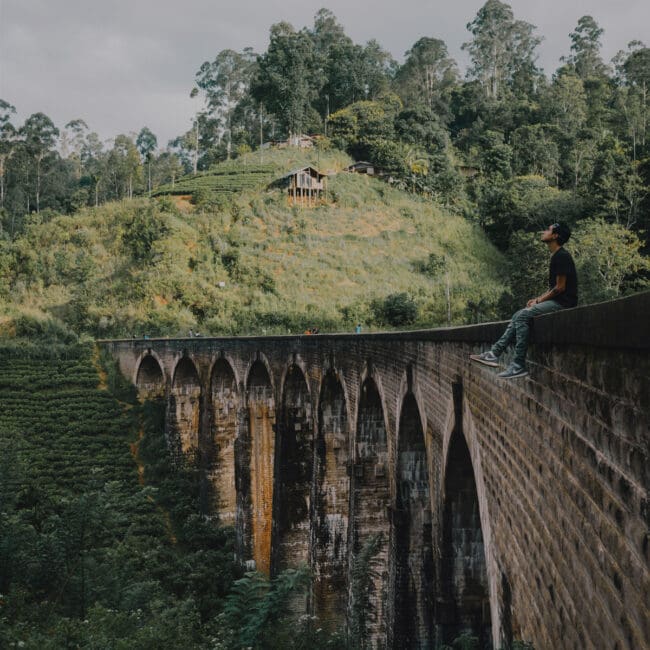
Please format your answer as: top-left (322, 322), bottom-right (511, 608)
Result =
top-left (208, 358), bottom-right (239, 525)
top-left (245, 359), bottom-right (276, 576)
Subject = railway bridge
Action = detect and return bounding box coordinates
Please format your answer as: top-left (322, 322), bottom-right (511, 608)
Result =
top-left (102, 292), bottom-right (649, 649)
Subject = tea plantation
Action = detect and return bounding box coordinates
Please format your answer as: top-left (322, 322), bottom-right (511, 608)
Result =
top-left (153, 162), bottom-right (278, 199)
top-left (0, 341), bottom-right (238, 648)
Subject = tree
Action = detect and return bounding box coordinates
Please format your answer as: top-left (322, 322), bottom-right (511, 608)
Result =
top-left (60, 119), bottom-right (89, 179)
top-left (105, 135), bottom-right (141, 200)
top-left (81, 132), bottom-right (105, 207)
top-left (328, 96), bottom-right (401, 158)
top-left (394, 37), bottom-right (458, 119)
top-left (394, 104), bottom-right (448, 152)
top-left (152, 150), bottom-right (183, 189)
top-left (564, 16), bottom-right (608, 80)
top-left (544, 70), bottom-right (585, 132)
top-left (195, 48), bottom-right (257, 160)
top-left (623, 47), bottom-right (650, 146)
top-left (0, 100), bottom-right (17, 209)
top-left (590, 136), bottom-right (647, 227)
top-left (360, 39), bottom-right (396, 100)
top-left (251, 22), bottom-right (322, 137)
top-left (323, 43), bottom-right (372, 113)
top-left (372, 292), bottom-right (418, 327)
top-left (511, 124), bottom-right (561, 181)
top-left (541, 70), bottom-right (588, 185)
top-left (136, 127), bottom-right (158, 195)
top-left (571, 218), bottom-right (650, 302)
top-left (122, 204), bottom-right (170, 263)
top-left (478, 130), bottom-right (512, 179)
top-left (614, 44), bottom-right (650, 157)
top-left (19, 112), bottom-right (59, 213)
top-left (462, 0), bottom-right (542, 100)
top-left (309, 7), bottom-right (349, 59)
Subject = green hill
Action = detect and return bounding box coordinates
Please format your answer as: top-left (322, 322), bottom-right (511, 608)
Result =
top-left (0, 148), bottom-right (507, 338)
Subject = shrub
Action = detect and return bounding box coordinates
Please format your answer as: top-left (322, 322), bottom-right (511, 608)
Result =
top-left (372, 292), bottom-right (418, 327)
top-left (122, 205), bottom-right (170, 263)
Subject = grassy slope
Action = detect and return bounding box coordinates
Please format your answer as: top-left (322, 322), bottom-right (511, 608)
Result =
top-left (0, 148), bottom-right (507, 337)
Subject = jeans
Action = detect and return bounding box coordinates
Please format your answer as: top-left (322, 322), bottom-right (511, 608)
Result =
top-left (491, 300), bottom-right (564, 367)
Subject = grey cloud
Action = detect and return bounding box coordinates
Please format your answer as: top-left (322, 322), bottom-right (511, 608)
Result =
top-left (1, 0), bottom-right (648, 146)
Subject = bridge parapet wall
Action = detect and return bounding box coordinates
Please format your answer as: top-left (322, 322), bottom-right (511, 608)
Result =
top-left (101, 291), bottom-right (649, 649)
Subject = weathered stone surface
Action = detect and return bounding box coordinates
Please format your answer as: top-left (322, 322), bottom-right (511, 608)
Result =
top-left (103, 291), bottom-right (650, 649)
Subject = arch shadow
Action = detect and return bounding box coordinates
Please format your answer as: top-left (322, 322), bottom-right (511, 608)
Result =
top-left (312, 369), bottom-right (350, 630)
top-left (437, 426), bottom-right (492, 647)
top-left (350, 374), bottom-right (391, 645)
top-left (169, 356), bottom-right (202, 456)
top-left (393, 392), bottom-right (434, 649)
top-left (272, 363), bottom-right (313, 577)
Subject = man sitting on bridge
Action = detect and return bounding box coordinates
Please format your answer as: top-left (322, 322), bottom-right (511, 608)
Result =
top-left (471, 222), bottom-right (578, 379)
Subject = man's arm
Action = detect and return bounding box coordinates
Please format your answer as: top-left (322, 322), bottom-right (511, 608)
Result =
top-left (526, 275), bottom-right (566, 307)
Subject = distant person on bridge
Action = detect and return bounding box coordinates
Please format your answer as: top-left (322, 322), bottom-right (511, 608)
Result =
top-left (471, 222), bottom-right (577, 379)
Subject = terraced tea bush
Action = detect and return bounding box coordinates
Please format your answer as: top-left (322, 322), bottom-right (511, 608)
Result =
top-left (0, 340), bottom-right (237, 646)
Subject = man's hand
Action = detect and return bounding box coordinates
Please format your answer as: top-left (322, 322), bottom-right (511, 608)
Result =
top-left (527, 275), bottom-right (566, 308)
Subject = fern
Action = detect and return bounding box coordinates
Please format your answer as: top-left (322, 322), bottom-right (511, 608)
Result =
top-left (348, 533), bottom-right (382, 650)
top-left (222, 566), bottom-right (311, 648)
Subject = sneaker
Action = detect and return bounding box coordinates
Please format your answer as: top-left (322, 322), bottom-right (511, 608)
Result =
top-left (470, 351), bottom-right (499, 367)
top-left (497, 363), bottom-right (528, 379)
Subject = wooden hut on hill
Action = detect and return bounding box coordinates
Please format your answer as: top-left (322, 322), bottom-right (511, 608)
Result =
top-left (271, 166), bottom-right (327, 206)
top-left (345, 161), bottom-right (376, 175)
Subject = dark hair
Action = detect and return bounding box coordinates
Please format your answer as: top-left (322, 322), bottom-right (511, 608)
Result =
top-left (552, 222), bottom-right (571, 245)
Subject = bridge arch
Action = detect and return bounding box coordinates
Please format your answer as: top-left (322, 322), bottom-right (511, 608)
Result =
top-left (134, 350), bottom-right (166, 398)
top-left (395, 365), bottom-right (427, 441)
top-left (357, 361), bottom-right (390, 437)
top-left (244, 359), bottom-right (276, 575)
top-left (243, 352), bottom-right (275, 398)
top-left (277, 354), bottom-right (310, 404)
top-left (208, 357), bottom-right (240, 526)
top-left (393, 390), bottom-right (433, 649)
top-left (169, 356), bottom-right (202, 456)
top-left (313, 368), bottom-right (351, 629)
top-left (438, 397), bottom-right (496, 648)
top-left (272, 363), bottom-right (313, 577)
top-left (351, 372), bottom-right (391, 644)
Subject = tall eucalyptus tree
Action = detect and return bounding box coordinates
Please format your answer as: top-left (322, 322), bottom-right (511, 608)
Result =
top-left (462, 0), bottom-right (542, 100)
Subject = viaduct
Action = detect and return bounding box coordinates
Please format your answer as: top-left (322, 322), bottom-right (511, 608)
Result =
top-left (102, 292), bottom-right (649, 649)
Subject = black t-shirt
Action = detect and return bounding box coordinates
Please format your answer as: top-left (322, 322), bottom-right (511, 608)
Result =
top-left (549, 247), bottom-right (578, 307)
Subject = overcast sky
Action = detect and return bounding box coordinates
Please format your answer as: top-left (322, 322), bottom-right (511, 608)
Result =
top-left (2, 0), bottom-right (649, 148)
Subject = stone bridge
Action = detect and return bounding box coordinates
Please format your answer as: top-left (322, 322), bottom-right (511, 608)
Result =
top-left (102, 292), bottom-right (649, 649)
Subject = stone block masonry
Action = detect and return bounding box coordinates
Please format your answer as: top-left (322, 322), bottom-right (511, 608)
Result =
top-left (104, 291), bottom-right (650, 649)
